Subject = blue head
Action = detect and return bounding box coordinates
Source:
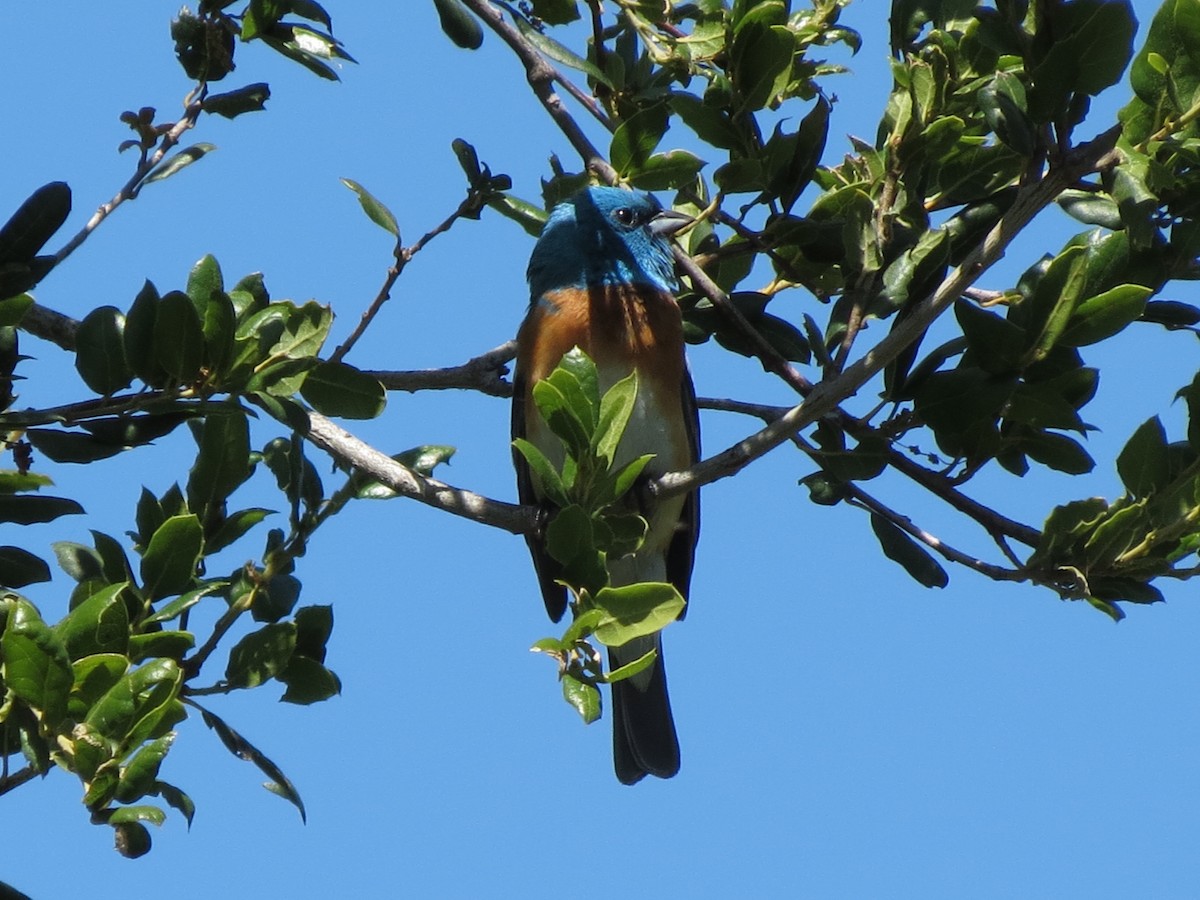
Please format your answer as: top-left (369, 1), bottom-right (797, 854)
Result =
top-left (527, 187), bottom-right (689, 300)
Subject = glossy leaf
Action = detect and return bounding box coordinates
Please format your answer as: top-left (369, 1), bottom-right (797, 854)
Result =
top-left (1117, 417), bottom-right (1170, 498)
top-left (433, 0), bottom-right (483, 49)
top-left (225, 622), bottom-right (297, 688)
top-left (0, 494), bottom-right (84, 524)
top-left (154, 291), bottom-right (205, 383)
top-left (186, 406), bottom-right (252, 522)
top-left (55, 583), bottom-right (130, 658)
top-left (0, 181), bottom-right (71, 266)
top-left (562, 674), bottom-right (601, 724)
top-left (140, 515), bottom-right (204, 601)
top-left (1060, 284), bottom-right (1152, 347)
top-left (74, 306), bottom-right (132, 395)
top-left (300, 360), bottom-right (386, 419)
top-left (1, 597), bottom-right (73, 725)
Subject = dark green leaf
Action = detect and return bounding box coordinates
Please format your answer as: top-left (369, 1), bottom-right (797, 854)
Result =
top-left (869, 513), bottom-right (948, 589)
top-left (140, 515), bottom-right (204, 601)
top-left (186, 406), bottom-right (252, 521)
top-left (128, 631), bottom-right (195, 663)
top-left (1060, 284), bottom-right (1152, 347)
top-left (124, 280), bottom-right (164, 387)
top-left (1117, 417), bottom-right (1170, 498)
top-left (611, 104), bottom-right (670, 176)
top-left (0, 182), bottom-right (71, 266)
top-left (225, 622), bottom-right (297, 688)
top-left (0, 546), bottom-right (51, 588)
top-left (75, 306), bottom-right (132, 395)
top-left (203, 83), bottom-right (271, 118)
top-left (277, 655), bottom-right (341, 705)
top-left (0, 494), bottom-right (83, 524)
top-left (193, 701), bottom-right (307, 821)
top-left (433, 0), bottom-right (484, 49)
top-left (300, 360), bottom-right (386, 418)
top-left (155, 291), bottom-right (205, 383)
top-left (528, 0), bottom-right (580, 25)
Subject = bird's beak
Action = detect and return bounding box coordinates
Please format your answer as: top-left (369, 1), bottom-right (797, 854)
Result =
top-left (648, 208), bottom-right (694, 238)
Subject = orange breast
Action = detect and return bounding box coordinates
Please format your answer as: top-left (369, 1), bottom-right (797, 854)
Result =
top-left (516, 284), bottom-right (685, 397)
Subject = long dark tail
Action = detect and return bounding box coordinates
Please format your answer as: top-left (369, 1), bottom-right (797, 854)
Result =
top-left (609, 636), bottom-right (680, 785)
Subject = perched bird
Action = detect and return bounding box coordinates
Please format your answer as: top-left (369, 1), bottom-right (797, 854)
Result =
top-left (512, 186), bottom-right (700, 784)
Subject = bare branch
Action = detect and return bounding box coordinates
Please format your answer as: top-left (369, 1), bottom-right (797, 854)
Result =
top-left (300, 410), bottom-right (534, 535)
top-left (367, 341), bottom-right (516, 397)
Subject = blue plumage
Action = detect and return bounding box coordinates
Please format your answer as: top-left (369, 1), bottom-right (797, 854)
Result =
top-left (526, 187), bottom-right (684, 299)
top-left (514, 185), bottom-right (699, 785)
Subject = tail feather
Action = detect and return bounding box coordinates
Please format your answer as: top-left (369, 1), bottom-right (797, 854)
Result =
top-left (609, 637), bottom-right (679, 785)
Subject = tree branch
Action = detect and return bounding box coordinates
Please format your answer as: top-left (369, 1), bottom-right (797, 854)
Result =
top-left (460, 0), bottom-right (616, 181)
top-left (652, 126), bottom-right (1123, 502)
top-left (367, 340), bottom-right (516, 397)
top-left (299, 409), bottom-right (534, 534)
top-left (52, 91), bottom-right (207, 268)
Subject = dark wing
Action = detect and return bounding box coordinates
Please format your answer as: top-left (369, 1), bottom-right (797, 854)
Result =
top-left (666, 364), bottom-right (701, 614)
top-left (511, 364), bottom-right (569, 623)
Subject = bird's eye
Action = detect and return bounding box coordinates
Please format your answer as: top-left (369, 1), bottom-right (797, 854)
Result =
top-left (612, 207), bottom-right (636, 226)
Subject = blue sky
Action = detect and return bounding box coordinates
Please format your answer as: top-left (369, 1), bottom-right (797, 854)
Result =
top-left (4, 2), bottom-right (1199, 898)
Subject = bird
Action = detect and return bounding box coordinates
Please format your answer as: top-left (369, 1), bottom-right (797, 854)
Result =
top-left (512, 186), bottom-right (700, 784)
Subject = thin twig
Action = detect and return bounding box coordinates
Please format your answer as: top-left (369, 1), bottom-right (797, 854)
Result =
top-left (331, 190), bottom-right (489, 364)
top-left (0, 766), bottom-right (38, 797)
top-left (53, 91), bottom-right (207, 267)
top-left (460, 0), bottom-right (616, 181)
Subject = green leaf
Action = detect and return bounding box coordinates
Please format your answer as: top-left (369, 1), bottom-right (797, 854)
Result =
top-left (592, 582), bottom-right (685, 646)
top-left (1021, 431), bottom-right (1096, 475)
top-left (193, 701), bottom-right (307, 821)
top-left (140, 515), bottom-right (204, 601)
top-left (85, 658), bottom-right (183, 748)
top-left (0, 292), bottom-right (33, 326)
top-left (115, 734), bottom-right (175, 803)
top-left (433, 0), bottom-right (484, 49)
top-left (207, 507), bottom-right (273, 553)
top-left (626, 150), bottom-right (706, 192)
top-left (0, 494), bottom-right (83, 524)
top-left (154, 290), bottom-right (205, 383)
top-left (0, 181), bottom-right (71, 266)
top-left (1060, 284), bottom-right (1152, 347)
top-left (300, 360), bottom-right (386, 419)
top-left (1117, 417), bottom-right (1170, 498)
top-left (145, 143), bottom-right (216, 184)
top-left (154, 780), bottom-right (195, 826)
top-left (124, 280), bottom-right (164, 387)
top-left (0, 546), bottom-right (51, 588)
top-left (74, 306), bottom-right (132, 395)
top-left (340, 178), bottom-right (399, 237)
top-left (532, 379), bottom-right (591, 457)
top-left (512, 438), bottom-right (569, 508)
top-left (1029, 0), bottom-right (1136, 119)
top-left (186, 406), bottom-right (252, 521)
top-left (128, 631), bottom-right (195, 663)
top-left (203, 83), bottom-right (271, 118)
top-left (594, 371), bottom-right (638, 467)
top-left (225, 622), bottom-right (297, 688)
top-left (730, 20), bottom-right (793, 112)
top-left (611, 105), bottom-right (670, 177)
top-left (869, 513), bottom-right (948, 589)
top-left (277, 655), bottom-right (341, 705)
top-left (0, 597), bottom-right (73, 726)
top-left (143, 581), bottom-right (226, 625)
top-left (55, 582), bottom-right (130, 658)
top-left (545, 504), bottom-right (607, 593)
top-left (606, 647), bottom-right (657, 684)
top-left (562, 674), bottom-right (601, 724)
top-left (528, 0), bottom-right (580, 25)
